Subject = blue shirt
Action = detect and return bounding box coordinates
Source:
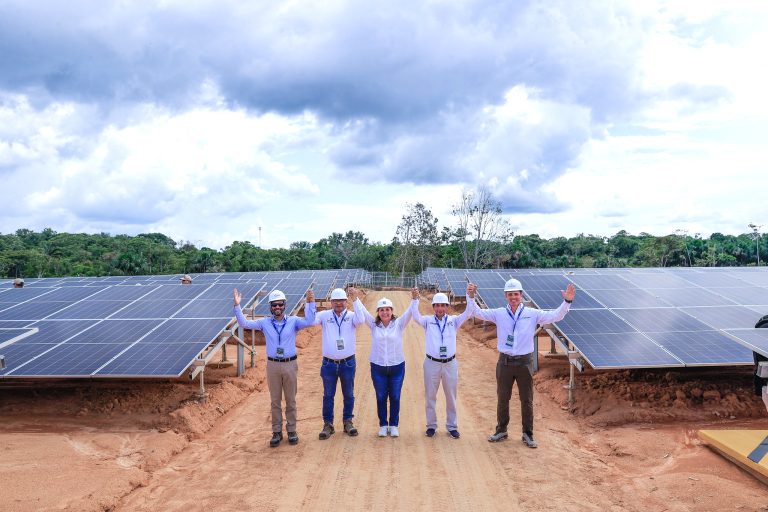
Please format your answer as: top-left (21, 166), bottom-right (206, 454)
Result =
top-left (233, 303), bottom-right (316, 358)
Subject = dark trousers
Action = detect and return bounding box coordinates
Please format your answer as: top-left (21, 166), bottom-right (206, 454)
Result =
top-left (320, 356), bottom-right (356, 423)
top-left (370, 361), bottom-right (405, 427)
top-left (496, 352), bottom-right (534, 434)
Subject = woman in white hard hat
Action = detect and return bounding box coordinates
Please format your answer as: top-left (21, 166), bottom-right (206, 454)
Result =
top-left (351, 288), bottom-right (416, 438)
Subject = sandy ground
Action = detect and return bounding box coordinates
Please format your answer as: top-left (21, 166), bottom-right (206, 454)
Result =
top-left (2, 290), bottom-right (768, 511)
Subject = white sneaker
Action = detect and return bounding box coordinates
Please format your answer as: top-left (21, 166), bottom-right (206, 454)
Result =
top-left (378, 426), bottom-right (388, 437)
top-left (389, 426), bottom-right (399, 437)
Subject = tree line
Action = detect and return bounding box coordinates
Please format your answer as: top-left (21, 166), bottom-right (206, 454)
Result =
top-left (1, 189), bottom-right (765, 278)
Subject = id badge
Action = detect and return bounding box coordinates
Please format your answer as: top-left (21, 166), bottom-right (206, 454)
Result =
top-left (336, 339), bottom-right (345, 350)
top-left (439, 346), bottom-right (447, 356)
top-left (276, 347), bottom-right (285, 356)
top-left (505, 334), bottom-right (515, 348)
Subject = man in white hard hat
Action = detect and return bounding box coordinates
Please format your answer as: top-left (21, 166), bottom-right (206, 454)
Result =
top-left (12, 278), bottom-right (24, 288)
top-left (312, 287), bottom-right (366, 440)
top-left (233, 287), bottom-right (316, 447)
top-left (410, 283), bottom-right (477, 439)
top-left (473, 277), bottom-right (575, 448)
top-left (180, 275), bottom-right (192, 285)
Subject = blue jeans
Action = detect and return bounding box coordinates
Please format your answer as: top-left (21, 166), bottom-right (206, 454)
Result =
top-left (370, 362), bottom-right (405, 427)
top-left (321, 356), bottom-right (356, 423)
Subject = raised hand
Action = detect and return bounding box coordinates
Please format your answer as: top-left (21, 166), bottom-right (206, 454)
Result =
top-left (467, 283), bottom-right (477, 298)
top-left (306, 289), bottom-right (315, 302)
top-left (411, 287), bottom-right (419, 299)
top-left (562, 283), bottom-right (576, 302)
top-left (348, 287), bottom-right (358, 300)
top-left (233, 288), bottom-right (242, 306)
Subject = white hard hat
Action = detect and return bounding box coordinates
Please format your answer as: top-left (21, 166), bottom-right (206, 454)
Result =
top-left (268, 290), bottom-right (287, 303)
top-left (181, 274), bottom-right (192, 282)
top-left (432, 293), bottom-right (449, 305)
top-left (330, 288), bottom-right (348, 300)
top-left (504, 278), bottom-right (523, 292)
top-left (376, 298), bottom-right (394, 310)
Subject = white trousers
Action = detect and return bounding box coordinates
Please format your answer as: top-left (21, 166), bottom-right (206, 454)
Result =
top-left (423, 357), bottom-right (459, 431)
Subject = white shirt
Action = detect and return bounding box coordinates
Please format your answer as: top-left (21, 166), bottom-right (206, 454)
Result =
top-left (313, 307), bottom-right (365, 359)
top-left (354, 298), bottom-right (415, 366)
top-left (410, 298), bottom-right (477, 359)
top-left (473, 301), bottom-right (570, 356)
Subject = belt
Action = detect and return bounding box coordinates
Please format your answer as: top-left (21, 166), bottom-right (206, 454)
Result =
top-left (426, 354), bottom-right (456, 363)
top-left (267, 355), bottom-right (297, 362)
top-left (500, 353), bottom-right (533, 362)
top-left (323, 355), bottom-right (355, 364)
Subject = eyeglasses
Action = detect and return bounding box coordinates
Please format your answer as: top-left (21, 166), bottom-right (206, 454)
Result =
top-left (270, 302), bottom-right (286, 308)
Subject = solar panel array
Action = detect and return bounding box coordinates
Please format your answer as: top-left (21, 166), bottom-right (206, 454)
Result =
top-left (419, 267), bottom-right (768, 369)
top-left (0, 269), bottom-right (369, 379)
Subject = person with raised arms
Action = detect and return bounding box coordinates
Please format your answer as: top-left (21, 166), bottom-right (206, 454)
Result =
top-left (313, 287), bottom-right (365, 440)
top-left (351, 287), bottom-right (415, 438)
top-left (409, 283), bottom-right (477, 439)
top-left (233, 288), bottom-right (315, 447)
top-left (473, 278), bottom-right (575, 448)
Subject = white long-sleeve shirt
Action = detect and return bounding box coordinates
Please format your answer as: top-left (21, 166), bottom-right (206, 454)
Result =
top-left (353, 298), bottom-right (415, 366)
top-left (410, 298), bottom-right (477, 359)
top-left (473, 301), bottom-right (570, 356)
top-left (313, 307), bottom-right (365, 359)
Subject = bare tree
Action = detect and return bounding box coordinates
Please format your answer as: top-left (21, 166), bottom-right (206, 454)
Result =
top-left (451, 186), bottom-right (515, 268)
top-left (394, 203), bottom-right (439, 275)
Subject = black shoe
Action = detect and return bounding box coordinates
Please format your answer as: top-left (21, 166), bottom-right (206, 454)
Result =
top-left (287, 431), bottom-right (299, 445)
top-left (448, 429), bottom-right (460, 439)
top-left (521, 431), bottom-right (537, 448)
top-left (319, 422), bottom-right (335, 440)
top-left (270, 432), bottom-right (283, 447)
top-left (488, 431), bottom-right (508, 442)
top-left (425, 428), bottom-right (436, 437)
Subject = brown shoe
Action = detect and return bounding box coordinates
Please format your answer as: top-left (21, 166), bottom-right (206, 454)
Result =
top-left (343, 419), bottom-right (358, 436)
top-left (319, 422), bottom-right (335, 440)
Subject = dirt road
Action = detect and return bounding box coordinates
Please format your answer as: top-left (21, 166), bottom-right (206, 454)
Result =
top-left (119, 290), bottom-right (526, 511)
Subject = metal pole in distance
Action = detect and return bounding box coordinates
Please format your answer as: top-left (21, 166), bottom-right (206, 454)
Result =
top-left (568, 363), bottom-right (575, 405)
top-left (196, 370), bottom-right (207, 403)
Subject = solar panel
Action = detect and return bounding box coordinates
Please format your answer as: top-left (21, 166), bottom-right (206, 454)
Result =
top-left (648, 287), bottom-right (738, 307)
top-left (23, 320), bottom-right (98, 342)
top-left (585, 288), bottom-right (668, 309)
top-left (15, 343), bottom-right (133, 377)
top-left (172, 300), bottom-right (235, 319)
top-left (612, 308), bottom-right (711, 332)
top-left (622, 273), bottom-right (693, 289)
top-left (645, 331), bottom-right (753, 366)
top-left (0, 328), bottom-right (34, 344)
top-left (555, 310), bottom-right (637, 334)
top-left (724, 329), bottom-right (768, 358)
top-left (109, 300), bottom-right (190, 319)
top-left (48, 300), bottom-right (135, 320)
top-left (568, 275), bottom-right (636, 290)
top-left (566, 333), bottom-right (683, 369)
top-left (676, 272), bottom-right (748, 288)
top-left (97, 343), bottom-right (208, 377)
top-left (0, 343), bottom-right (59, 376)
top-left (712, 287), bottom-right (768, 306)
top-left (679, 306), bottom-right (765, 330)
top-left (526, 289), bottom-right (604, 310)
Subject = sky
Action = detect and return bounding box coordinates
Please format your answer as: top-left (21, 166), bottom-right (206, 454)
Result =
top-left (1, 0), bottom-right (766, 249)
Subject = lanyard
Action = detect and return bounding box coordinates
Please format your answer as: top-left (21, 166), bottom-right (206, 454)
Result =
top-left (332, 310), bottom-right (348, 338)
top-left (506, 305), bottom-right (525, 335)
top-left (434, 315), bottom-right (448, 345)
top-left (271, 318), bottom-right (287, 345)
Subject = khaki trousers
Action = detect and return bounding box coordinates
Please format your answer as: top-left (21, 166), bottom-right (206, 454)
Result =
top-left (495, 352), bottom-right (534, 434)
top-left (266, 359), bottom-right (298, 433)
top-left (423, 357), bottom-right (459, 431)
